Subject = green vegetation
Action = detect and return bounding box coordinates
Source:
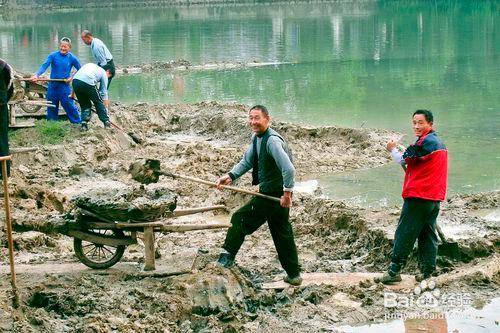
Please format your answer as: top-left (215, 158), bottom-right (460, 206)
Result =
top-left (9, 120), bottom-right (79, 147)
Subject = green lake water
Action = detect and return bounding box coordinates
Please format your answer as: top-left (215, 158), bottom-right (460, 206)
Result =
top-left (1, 1), bottom-right (499, 206)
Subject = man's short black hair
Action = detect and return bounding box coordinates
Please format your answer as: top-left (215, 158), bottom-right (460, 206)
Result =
top-left (249, 105), bottom-right (269, 116)
top-left (413, 109), bottom-right (433, 123)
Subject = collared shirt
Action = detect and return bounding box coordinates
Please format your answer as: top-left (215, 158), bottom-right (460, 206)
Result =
top-left (73, 63), bottom-right (109, 100)
top-left (90, 38), bottom-right (113, 67)
top-left (35, 51), bottom-right (81, 79)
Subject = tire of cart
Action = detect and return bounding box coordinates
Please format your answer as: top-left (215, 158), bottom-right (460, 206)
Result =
top-left (73, 229), bottom-right (126, 269)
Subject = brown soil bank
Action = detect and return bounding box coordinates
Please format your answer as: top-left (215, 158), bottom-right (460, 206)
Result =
top-left (1, 102), bottom-right (499, 332)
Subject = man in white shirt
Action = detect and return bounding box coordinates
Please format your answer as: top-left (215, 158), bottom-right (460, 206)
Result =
top-left (71, 63), bottom-right (112, 130)
top-left (81, 30), bottom-right (116, 86)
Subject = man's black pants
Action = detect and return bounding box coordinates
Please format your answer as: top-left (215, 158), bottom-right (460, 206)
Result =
top-left (72, 79), bottom-right (109, 125)
top-left (223, 194), bottom-right (300, 277)
top-left (389, 198), bottom-right (440, 276)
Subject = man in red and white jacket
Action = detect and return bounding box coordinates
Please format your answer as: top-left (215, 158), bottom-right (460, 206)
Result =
top-left (376, 109), bottom-right (448, 284)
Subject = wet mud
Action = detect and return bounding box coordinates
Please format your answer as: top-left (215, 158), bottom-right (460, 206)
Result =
top-left (0, 102), bottom-right (498, 332)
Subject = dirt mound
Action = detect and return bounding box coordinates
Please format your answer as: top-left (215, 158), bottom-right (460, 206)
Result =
top-left (72, 184), bottom-right (177, 222)
top-left (1, 102), bottom-right (498, 332)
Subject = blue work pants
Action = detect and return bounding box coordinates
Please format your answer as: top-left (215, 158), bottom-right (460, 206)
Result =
top-left (46, 82), bottom-right (81, 123)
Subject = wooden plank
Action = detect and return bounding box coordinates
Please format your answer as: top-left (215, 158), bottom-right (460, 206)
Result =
top-left (115, 222), bottom-right (230, 231)
top-left (143, 227), bottom-right (155, 271)
top-left (262, 272), bottom-right (416, 291)
top-left (157, 223), bottom-right (230, 233)
top-left (115, 221), bottom-right (165, 228)
top-left (67, 230), bottom-right (137, 246)
top-left (78, 208), bottom-right (115, 224)
top-left (172, 205), bottom-right (226, 217)
top-left (69, 221), bottom-right (118, 229)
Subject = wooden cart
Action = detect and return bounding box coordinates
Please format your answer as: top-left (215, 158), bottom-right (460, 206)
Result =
top-left (8, 72), bottom-right (66, 128)
top-left (63, 205), bottom-right (229, 271)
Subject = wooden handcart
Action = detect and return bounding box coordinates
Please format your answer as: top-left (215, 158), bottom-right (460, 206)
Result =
top-left (8, 71), bottom-right (65, 128)
top-left (62, 205), bottom-right (229, 271)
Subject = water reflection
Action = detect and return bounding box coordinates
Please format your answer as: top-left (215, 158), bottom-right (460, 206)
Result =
top-left (337, 297), bottom-right (500, 332)
top-left (1, 1), bottom-right (499, 200)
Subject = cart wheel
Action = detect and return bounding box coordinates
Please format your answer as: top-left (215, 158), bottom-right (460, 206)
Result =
top-left (19, 91), bottom-right (45, 114)
top-left (73, 229), bottom-right (126, 269)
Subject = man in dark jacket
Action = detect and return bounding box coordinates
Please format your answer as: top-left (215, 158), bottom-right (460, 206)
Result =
top-left (215, 105), bottom-right (302, 286)
top-left (0, 58), bottom-right (13, 179)
top-left (376, 109), bottom-right (448, 284)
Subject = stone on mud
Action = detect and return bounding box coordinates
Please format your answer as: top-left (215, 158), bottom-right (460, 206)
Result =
top-left (72, 185), bottom-right (177, 222)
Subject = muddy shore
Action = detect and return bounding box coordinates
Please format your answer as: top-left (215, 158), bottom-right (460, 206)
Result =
top-left (1, 102), bottom-right (499, 332)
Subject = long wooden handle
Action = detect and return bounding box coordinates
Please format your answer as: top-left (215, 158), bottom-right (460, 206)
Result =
top-left (161, 171), bottom-right (281, 202)
top-left (172, 205), bottom-right (226, 217)
top-left (1, 157), bottom-right (17, 290)
top-left (18, 78), bottom-right (67, 83)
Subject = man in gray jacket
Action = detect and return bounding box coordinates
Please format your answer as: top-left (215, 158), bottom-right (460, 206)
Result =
top-left (216, 105), bottom-right (302, 286)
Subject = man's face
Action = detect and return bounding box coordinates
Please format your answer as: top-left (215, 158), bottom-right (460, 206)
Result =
top-left (248, 109), bottom-right (270, 135)
top-left (59, 42), bottom-right (71, 55)
top-left (412, 114), bottom-right (433, 137)
top-left (81, 34), bottom-right (92, 45)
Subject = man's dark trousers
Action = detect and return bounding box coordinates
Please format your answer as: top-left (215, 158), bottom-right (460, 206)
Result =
top-left (0, 102), bottom-right (9, 179)
top-left (223, 194), bottom-right (300, 277)
top-left (389, 198), bottom-right (440, 276)
top-left (72, 79), bottom-right (109, 124)
top-left (99, 59), bottom-right (115, 87)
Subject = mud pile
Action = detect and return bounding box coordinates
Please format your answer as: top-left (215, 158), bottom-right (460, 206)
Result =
top-left (1, 102), bottom-right (499, 332)
top-left (118, 59), bottom-right (292, 74)
top-left (72, 184), bottom-right (177, 222)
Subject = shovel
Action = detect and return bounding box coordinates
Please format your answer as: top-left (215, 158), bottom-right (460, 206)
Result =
top-left (70, 96), bottom-right (143, 144)
top-left (436, 224), bottom-right (461, 259)
top-left (128, 159), bottom-right (281, 203)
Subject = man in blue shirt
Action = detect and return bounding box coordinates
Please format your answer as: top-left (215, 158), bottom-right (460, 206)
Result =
top-left (81, 31), bottom-right (116, 87)
top-left (71, 63), bottom-right (112, 130)
top-left (31, 37), bottom-right (81, 123)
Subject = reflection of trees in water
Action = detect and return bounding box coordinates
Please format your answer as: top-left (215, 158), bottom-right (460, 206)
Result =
top-left (2, 1), bottom-right (498, 70)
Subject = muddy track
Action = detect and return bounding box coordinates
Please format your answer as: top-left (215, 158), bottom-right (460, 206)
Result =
top-left (1, 102), bottom-right (499, 332)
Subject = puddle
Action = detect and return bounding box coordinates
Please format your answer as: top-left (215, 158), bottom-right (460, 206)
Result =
top-left (152, 133), bottom-right (231, 148)
top-left (436, 220), bottom-right (489, 240)
top-left (470, 207), bottom-right (500, 222)
top-left (294, 179), bottom-right (320, 195)
top-left (313, 164), bottom-right (403, 208)
top-left (336, 297), bottom-right (500, 333)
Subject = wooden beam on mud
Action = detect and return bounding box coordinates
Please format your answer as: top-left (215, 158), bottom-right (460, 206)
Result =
top-left (262, 272), bottom-right (416, 291)
top-left (434, 254), bottom-right (500, 286)
top-left (263, 254), bottom-right (500, 291)
top-left (67, 230), bottom-right (137, 246)
top-left (143, 227), bottom-right (155, 271)
top-left (114, 222), bottom-right (230, 232)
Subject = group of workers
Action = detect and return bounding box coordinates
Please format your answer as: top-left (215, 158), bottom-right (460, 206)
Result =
top-left (30, 30), bottom-right (115, 130)
top-left (1, 34), bottom-right (448, 287)
top-left (216, 106), bottom-right (448, 286)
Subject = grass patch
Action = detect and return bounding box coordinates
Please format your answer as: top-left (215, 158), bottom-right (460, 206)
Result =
top-left (9, 120), bottom-right (79, 147)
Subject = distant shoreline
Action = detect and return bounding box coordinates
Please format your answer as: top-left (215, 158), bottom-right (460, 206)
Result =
top-left (2, 0), bottom-right (374, 11)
